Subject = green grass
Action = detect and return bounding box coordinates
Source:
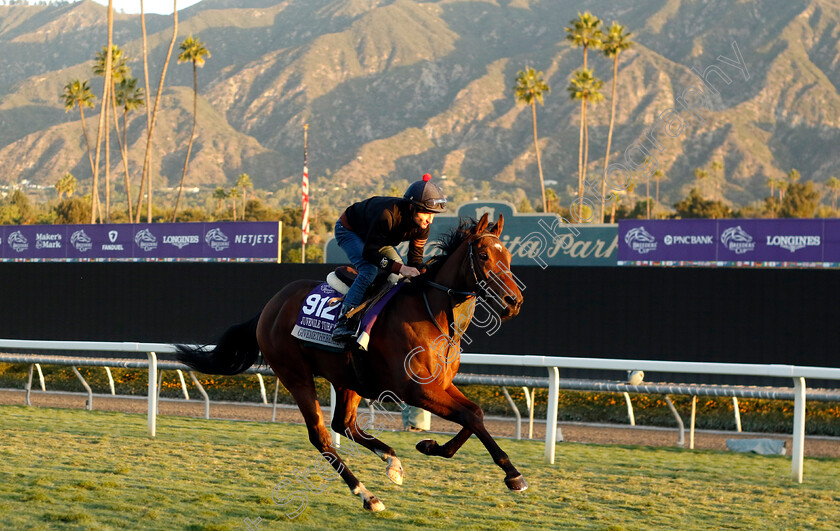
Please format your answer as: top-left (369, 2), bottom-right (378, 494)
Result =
top-left (3, 362), bottom-right (840, 435)
top-left (1, 405), bottom-right (840, 530)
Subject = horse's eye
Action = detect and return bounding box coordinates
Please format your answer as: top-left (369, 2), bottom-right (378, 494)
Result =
top-left (479, 252), bottom-right (489, 260)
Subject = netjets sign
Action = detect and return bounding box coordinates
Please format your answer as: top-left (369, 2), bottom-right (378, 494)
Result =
top-left (324, 201), bottom-right (618, 267)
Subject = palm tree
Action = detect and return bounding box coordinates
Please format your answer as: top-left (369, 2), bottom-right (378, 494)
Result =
top-left (94, 45), bottom-right (130, 222)
top-left (137, 0), bottom-right (178, 222)
top-left (61, 80), bottom-right (97, 183)
top-left (172, 35), bottom-right (211, 222)
top-left (826, 176), bottom-right (840, 211)
top-left (567, 68), bottom-right (604, 217)
top-left (694, 167), bottom-right (708, 198)
top-left (565, 12), bottom-right (603, 70)
top-left (566, 12), bottom-right (602, 217)
top-left (56, 172), bottom-right (77, 199)
top-left (778, 179), bottom-right (788, 200)
top-left (545, 188), bottom-right (558, 213)
top-left (228, 187), bottom-right (240, 221)
top-left (611, 181), bottom-right (636, 223)
top-left (237, 173), bottom-right (252, 216)
top-left (711, 159), bottom-right (724, 195)
top-left (89, 0), bottom-right (115, 223)
top-left (600, 22), bottom-right (633, 222)
top-left (653, 169), bottom-right (668, 204)
top-left (513, 67), bottom-right (550, 212)
top-left (767, 177), bottom-right (776, 198)
top-left (95, 45), bottom-right (132, 222)
top-left (114, 77), bottom-right (145, 221)
top-left (137, 0), bottom-right (153, 221)
top-left (214, 187), bottom-right (228, 214)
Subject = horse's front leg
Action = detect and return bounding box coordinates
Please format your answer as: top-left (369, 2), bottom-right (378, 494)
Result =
top-left (331, 388), bottom-right (405, 486)
top-left (407, 382), bottom-right (527, 492)
top-left (415, 384), bottom-right (476, 458)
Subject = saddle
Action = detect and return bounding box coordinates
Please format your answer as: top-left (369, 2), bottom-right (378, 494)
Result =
top-left (327, 266), bottom-right (400, 318)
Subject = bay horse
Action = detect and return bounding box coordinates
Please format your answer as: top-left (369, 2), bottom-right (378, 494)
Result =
top-left (176, 213), bottom-right (525, 513)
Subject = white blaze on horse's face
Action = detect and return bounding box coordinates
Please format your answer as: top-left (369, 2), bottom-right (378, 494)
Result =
top-left (474, 233), bottom-right (522, 319)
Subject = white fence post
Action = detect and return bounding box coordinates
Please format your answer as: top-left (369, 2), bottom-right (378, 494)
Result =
top-left (330, 384), bottom-right (341, 447)
top-left (188, 371), bottom-right (210, 419)
top-left (147, 351), bottom-right (158, 438)
top-left (176, 370), bottom-right (190, 400)
top-left (104, 367), bottom-right (116, 395)
top-left (791, 377), bottom-right (806, 483)
top-left (545, 367), bottom-right (559, 464)
top-left (25, 364), bottom-right (34, 406)
top-left (71, 367), bottom-right (93, 411)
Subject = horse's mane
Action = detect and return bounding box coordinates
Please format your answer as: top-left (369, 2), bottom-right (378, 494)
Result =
top-left (419, 217), bottom-right (481, 279)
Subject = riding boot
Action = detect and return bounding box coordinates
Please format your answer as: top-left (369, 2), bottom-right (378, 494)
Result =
top-left (332, 306), bottom-right (355, 342)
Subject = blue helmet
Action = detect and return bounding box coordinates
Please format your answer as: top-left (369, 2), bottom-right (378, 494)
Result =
top-left (404, 174), bottom-right (447, 213)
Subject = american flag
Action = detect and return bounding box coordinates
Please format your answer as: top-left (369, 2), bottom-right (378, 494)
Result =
top-left (301, 125), bottom-right (310, 246)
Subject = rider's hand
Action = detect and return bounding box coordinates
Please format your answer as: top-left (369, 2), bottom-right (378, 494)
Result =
top-left (399, 265), bottom-right (421, 278)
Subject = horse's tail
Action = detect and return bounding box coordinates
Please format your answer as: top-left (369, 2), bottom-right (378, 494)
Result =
top-left (175, 314), bottom-right (261, 375)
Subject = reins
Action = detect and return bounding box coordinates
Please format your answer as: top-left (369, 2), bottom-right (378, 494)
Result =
top-left (419, 232), bottom-right (499, 339)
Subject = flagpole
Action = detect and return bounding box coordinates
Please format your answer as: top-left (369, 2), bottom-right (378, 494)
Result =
top-left (301, 124), bottom-right (309, 264)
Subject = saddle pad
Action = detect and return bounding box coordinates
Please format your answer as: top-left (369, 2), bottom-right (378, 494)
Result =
top-left (356, 282), bottom-right (406, 351)
top-left (291, 283), bottom-right (345, 349)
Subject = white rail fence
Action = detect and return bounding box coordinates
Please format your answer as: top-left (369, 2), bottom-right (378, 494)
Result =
top-left (1, 339), bottom-right (839, 483)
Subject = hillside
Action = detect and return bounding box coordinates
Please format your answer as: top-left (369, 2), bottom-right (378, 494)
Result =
top-left (1, 0), bottom-right (840, 213)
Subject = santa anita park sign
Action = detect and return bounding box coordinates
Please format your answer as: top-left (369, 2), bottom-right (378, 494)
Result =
top-left (324, 201), bottom-right (619, 267)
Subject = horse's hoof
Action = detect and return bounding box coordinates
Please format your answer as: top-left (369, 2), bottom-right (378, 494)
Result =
top-left (504, 474), bottom-right (528, 492)
top-left (386, 458), bottom-right (404, 486)
top-left (416, 439), bottom-right (438, 455)
top-left (364, 496), bottom-right (386, 512)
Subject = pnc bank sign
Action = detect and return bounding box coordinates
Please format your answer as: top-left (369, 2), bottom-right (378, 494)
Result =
top-left (324, 201), bottom-right (618, 267)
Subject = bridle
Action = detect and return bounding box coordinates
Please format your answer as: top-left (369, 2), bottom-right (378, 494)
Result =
top-left (424, 233), bottom-right (497, 300)
top-left (421, 233), bottom-right (509, 338)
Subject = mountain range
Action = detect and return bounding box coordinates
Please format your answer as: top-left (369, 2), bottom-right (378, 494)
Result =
top-left (1, 0), bottom-right (839, 213)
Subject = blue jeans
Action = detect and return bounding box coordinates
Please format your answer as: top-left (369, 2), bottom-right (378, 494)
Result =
top-left (334, 221), bottom-right (387, 315)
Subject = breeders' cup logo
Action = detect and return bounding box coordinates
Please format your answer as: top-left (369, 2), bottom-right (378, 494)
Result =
top-left (765, 234), bottom-right (820, 253)
top-left (624, 227), bottom-right (657, 254)
top-left (720, 226), bottom-right (755, 254)
top-left (205, 228), bottom-right (230, 252)
top-left (134, 228), bottom-right (158, 252)
top-left (70, 230), bottom-right (93, 252)
top-left (8, 230), bottom-right (28, 253)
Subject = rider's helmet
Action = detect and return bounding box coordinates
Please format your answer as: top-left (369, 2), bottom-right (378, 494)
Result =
top-left (404, 174), bottom-right (447, 213)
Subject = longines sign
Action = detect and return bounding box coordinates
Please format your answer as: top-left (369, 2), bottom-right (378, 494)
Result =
top-left (324, 201), bottom-right (618, 267)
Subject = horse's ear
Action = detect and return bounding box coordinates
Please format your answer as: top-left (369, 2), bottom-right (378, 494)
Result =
top-left (490, 214), bottom-right (504, 236)
top-left (475, 213), bottom-right (490, 234)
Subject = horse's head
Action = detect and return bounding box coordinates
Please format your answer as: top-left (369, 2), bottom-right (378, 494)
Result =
top-left (446, 213), bottom-right (522, 319)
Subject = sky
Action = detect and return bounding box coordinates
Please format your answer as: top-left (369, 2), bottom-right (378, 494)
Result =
top-left (91, 0), bottom-right (204, 15)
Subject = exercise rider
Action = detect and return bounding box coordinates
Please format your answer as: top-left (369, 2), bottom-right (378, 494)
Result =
top-left (331, 174), bottom-right (447, 342)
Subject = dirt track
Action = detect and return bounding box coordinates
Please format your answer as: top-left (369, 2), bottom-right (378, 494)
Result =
top-left (3, 389), bottom-right (840, 458)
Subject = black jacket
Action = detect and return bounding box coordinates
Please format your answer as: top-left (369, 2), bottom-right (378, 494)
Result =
top-left (339, 197), bottom-right (429, 273)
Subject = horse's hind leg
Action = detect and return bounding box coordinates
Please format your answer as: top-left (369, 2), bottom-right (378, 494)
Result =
top-left (409, 382), bottom-right (528, 492)
top-left (331, 388), bottom-right (404, 486)
top-left (280, 374), bottom-right (385, 512)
